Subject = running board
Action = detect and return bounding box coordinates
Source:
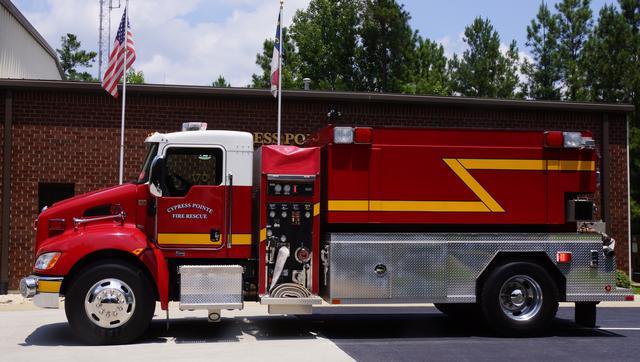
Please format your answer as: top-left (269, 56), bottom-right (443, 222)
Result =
top-left (260, 296), bottom-right (323, 315)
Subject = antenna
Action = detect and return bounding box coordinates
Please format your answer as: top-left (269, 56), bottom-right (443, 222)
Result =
top-left (98, 0), bottom-right (121, 81)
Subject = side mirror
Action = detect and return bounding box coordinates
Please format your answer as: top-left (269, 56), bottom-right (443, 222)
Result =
top-left (149, 156), bottom-right (166, 197)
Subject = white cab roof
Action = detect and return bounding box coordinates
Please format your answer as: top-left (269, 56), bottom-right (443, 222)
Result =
top-left (145, 130), bottom-right (254, 152)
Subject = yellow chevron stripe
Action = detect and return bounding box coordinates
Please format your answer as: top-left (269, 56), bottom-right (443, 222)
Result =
top-left (260, 228), bottom-right (267, 242)
top-left (443, 159), bottom-right (505, 212)
top-left (313, 203), bottom-right (321, 216)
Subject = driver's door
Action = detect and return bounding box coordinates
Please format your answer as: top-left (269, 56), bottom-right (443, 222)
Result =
top-left (155, 145), bottom-right (228, 254)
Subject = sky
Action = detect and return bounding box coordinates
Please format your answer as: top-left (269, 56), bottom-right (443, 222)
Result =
top-left (12, 0), bottom-right (615, 87)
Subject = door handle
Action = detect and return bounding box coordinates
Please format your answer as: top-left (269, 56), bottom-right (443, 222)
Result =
top-left (210, 229), bottom-right (220, 242)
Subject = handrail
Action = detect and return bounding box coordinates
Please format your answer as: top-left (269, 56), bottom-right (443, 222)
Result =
top-left (73, 211), bottom-right (126, 230)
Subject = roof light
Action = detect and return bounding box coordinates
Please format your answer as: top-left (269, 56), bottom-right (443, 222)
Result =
top-left (545, 131), bottom-right (564, 148)
top-left (182, 122), bottom-right (207, 131)
top-left (354, 127), bottom-right (373, 144)
top-left (333, 127), bottom-right (354, 144)
top-left (563, 132), bottom-right (582, 148)
top-left (544, 131), bottom-right (596, 149)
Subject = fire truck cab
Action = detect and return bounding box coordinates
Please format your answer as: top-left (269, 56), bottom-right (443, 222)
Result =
top-left (20, 123), bottom-right (633, 344)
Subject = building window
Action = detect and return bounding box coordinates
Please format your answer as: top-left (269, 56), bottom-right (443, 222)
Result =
top-left (38, 183), bottom-right (75, 212)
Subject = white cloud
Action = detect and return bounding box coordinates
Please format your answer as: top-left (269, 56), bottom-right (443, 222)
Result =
top-left (13, 0), bottom-right (310, 86)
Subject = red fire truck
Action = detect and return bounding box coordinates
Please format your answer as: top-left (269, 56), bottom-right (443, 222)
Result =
top-left (20, 123), bottom-right (633, 344)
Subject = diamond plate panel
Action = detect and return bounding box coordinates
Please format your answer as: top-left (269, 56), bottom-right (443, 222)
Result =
top-left (179, 265), bottom-right (243, 309)
top-left (326, 233), bottom-right (622, 303)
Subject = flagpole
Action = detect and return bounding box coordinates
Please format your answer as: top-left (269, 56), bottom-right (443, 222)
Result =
top-left (118, 0), bottom-right (129, 184)
top-left (277, 0), bottom-right (283, 145)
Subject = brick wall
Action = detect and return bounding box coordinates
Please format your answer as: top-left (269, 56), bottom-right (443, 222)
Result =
top-left (1, 86), bottom-right (631, 288)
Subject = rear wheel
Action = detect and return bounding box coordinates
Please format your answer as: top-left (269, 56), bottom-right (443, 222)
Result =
top-left (65, 260), bottom-right (155, 344)
top-left (479, 261), bottom-right (559, 336)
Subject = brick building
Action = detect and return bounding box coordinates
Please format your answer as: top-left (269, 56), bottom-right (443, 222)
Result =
top-left (0, 79), bottom-right (636, 291)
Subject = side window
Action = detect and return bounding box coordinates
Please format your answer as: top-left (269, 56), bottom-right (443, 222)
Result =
top-left (164, 147), bottom-right (223, 197)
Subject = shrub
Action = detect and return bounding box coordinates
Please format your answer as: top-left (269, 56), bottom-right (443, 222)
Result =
top-left (615, 270), bottom-right (631, 288)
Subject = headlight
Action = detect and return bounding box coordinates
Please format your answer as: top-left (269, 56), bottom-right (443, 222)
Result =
top-left (34, 252), bottom-right (61, 271)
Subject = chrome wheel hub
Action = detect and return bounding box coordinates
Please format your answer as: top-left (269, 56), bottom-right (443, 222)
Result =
top-left (499, 275), bottom-right (542, 321)
top-left (84, 278), bottom-right (135, 328)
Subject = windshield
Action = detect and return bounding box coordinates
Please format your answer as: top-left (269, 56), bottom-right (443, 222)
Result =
top-left (136, 143), bottom-right (159, 184)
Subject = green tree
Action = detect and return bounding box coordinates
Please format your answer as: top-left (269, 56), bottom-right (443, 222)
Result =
top-left (523, 2), bottom-right (562, 100)
top-left (251, 27), bottom-right (301, 89)
top-left (583, 5), bottom-right (634, 102)
top-left (126, 68), bottom-right (145, 84)
top-left (583, 0), bottom-right (640, 238)
top-left (358, 0), bottom-right (415, 92)
top-left (289, 0), bottom-right (362, 91)
top-left (449, 17), bottom-right (521, 98)
top-left (403, 36), bottom-right (449, 95)
top-left (556, 0), bottom-right (593, 101)
top-left (56, 33), bottom-right (97, 81)
top-left (212, 75), bottom-right (230, 87)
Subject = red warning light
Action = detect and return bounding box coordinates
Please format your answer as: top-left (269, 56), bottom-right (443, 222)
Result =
top-left (556, 252), bottom-right (572, 263)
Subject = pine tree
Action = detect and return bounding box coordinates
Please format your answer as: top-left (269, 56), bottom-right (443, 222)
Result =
top-left (556, 0), bottom-right (593, 101)
top-left (523, 2), bottom-right (562, 100)
top-left (449, 17), bottom-right (520, 98)
top-left (56, 33), bottom-right (97, 81)
top-left (358, 0), bottom-right (415, 92)
top-left (403, 36), bottom-right (449, 95)
top-left (289, 0), bottom-right (362, 91)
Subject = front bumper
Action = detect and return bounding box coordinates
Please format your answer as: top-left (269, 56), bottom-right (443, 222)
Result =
top-left (19, 275), bottom-right (63, 309)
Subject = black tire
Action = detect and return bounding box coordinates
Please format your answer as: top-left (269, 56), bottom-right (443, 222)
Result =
top-left (434, 303), bottom-right (480, 320)
top-left (479, 261), bottom-right (559, 337)
top-left (64, 259), bottom-right (155, 345)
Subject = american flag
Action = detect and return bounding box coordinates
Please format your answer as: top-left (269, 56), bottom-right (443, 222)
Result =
top-left (102, 9), bottom-right (136, 98)
top-left (270, 10), bottom-right (281, 98)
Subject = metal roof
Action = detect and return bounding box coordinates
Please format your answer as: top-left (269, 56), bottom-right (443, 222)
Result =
top-left (0, 0), bottom-right (65, 79)
top-left (0, 78), bottom-right (635, 114)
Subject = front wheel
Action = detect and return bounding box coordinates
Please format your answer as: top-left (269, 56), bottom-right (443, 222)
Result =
top-left (65, 260), bottom-right (155, 344)
top-left (479, 261), bottom-right (559, 336)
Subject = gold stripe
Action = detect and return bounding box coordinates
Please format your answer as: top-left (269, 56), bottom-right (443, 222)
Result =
top-left (328, 200), bottom-right (369, 211)
top-left (459, 158), bottom-right (595, 172)
top-left (326, 158), bottom-right (594, 214)
top-left (232, 234), bottom-right (252, 245)
top-left (38, 280), bottom-right (61, 293)
top-left (369, 200), bottom-right (489, 212)
top-left (547, 160), bottom-right (595, 171)
top-left (158, 233), bottom-right (252, 246)
top-left (260, 228), bottom-right (267, 242)
top-left (313, 203), bottom-right (320, 216)
top-left (444, 159), bottom-right (505, 212)
top-left (460, 159), bottom-right (546, 171)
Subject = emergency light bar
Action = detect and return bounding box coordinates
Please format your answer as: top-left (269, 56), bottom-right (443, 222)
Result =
top-left (182, 122), bottom-right (208, 131)
top-left (544, 131), bottom-right (595, 149)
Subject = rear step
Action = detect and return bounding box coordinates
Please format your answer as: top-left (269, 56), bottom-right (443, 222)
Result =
top-left (260, 295), bottom-right (323, 314)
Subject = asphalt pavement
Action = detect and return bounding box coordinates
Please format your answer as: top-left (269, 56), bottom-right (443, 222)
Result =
top-left (1, 301), bottom-right (640, 362)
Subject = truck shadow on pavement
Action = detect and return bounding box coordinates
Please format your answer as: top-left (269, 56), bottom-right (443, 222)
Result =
top-left (21, 309), bottom-right (623, 346)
